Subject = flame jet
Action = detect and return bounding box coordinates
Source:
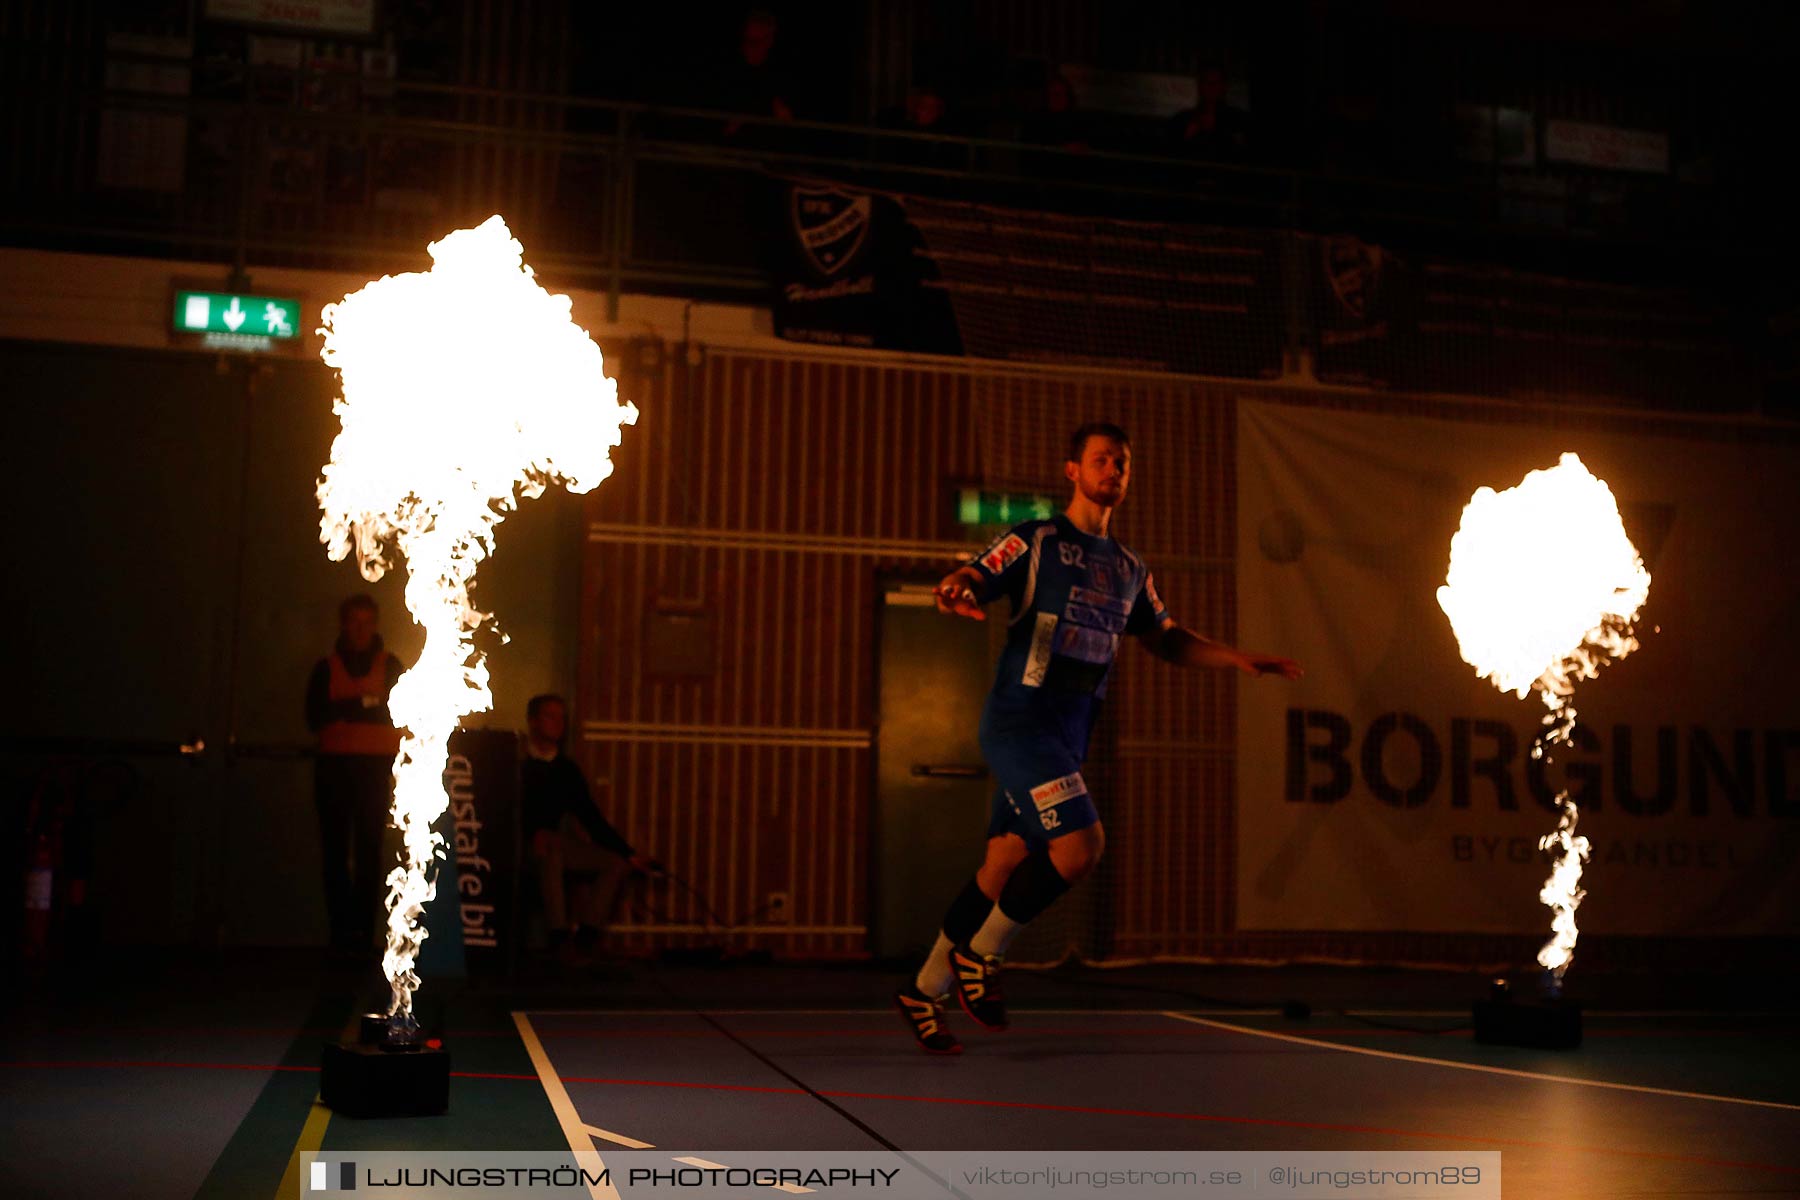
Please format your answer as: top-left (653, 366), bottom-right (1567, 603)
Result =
top-left (317, 216), bottom-right (637, 1028)
top-left (1436, 453), bottom-right (1650, 987)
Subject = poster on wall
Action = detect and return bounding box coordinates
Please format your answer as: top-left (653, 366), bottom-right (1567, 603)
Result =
top-left (1310, 234), bottom-right (1408, 388)
top-left (1235, 398), bottom-right (1800, 935)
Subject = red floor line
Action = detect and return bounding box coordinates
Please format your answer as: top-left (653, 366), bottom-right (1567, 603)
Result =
top-left (524, 1026), bottom-right (1763, 1041)
top-left (26, 1024), bottom-right (1771, 1041)
top-left (0, 1060), bottom-right (549, 1083)
top-left (450, 1071), bottom-right (545, 1080)
top-left (2, 1060), bottom-right (321, 1073)
top-left (5, 1060), bottom-right (1792, 1175)
top-left (501, 1027), bottom-right (1251, 1040)
top-left (1292, 1028), bottom-right (1763, 1040)
top-left (25, 1027), bottom-right (531, 1041)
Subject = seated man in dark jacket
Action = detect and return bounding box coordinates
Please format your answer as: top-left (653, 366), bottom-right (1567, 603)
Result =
top-left (522, 693), bottom-right (655, 964)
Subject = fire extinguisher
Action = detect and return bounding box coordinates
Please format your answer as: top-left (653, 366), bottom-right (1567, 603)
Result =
top-left (23, 832), bottom-right (53, 963)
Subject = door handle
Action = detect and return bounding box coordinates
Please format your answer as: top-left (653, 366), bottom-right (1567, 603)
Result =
top-left (910, 764), bottom-right (989, 779)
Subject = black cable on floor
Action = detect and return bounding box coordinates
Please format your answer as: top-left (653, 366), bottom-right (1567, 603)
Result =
top-left (640, 964), bottom-right (974, 1200)
top-left (1036, 968), bottom-right (1473, 1034)
top-left (1333, 1011), bottom-right (1472, 1035)
top-left (641, 962), bottom-right (901, 1152)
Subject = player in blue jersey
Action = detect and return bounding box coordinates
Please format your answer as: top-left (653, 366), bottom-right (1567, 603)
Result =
top-left (893, 422), bottom-right (1304, 1053)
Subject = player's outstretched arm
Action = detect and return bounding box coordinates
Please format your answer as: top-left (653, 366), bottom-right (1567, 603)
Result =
top-left (933, 566), bottom-right (988, 621)
top-left (1138, 620), bottom-right (1303, 679)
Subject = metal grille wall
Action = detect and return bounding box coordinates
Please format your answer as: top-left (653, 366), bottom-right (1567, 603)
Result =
top-left (577, 347), bottom-right (1245, 959)
top-left (576, 345), bottom-right (1793, 968)
top-left (579, 351), bottom-right (987, 956)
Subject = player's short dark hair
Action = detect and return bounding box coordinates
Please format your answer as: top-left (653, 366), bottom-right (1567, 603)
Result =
top-left (338, 593), bottom-right (378, 623)
top-left (1068, 422), bottom-right (1130, 463)
top-left (527, 693), bottom-right (567, 721)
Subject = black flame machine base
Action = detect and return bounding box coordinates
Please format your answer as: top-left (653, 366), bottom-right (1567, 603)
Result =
top-left (321, 1013), bottom-right (450, 1117)
top-left (1473, 978), bottom-right (1583, 1050)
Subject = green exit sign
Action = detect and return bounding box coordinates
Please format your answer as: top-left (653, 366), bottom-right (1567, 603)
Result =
top-left (172, 289), bottom-right (302, 349)
top-left (956, 488), bottom-right (1058, 526)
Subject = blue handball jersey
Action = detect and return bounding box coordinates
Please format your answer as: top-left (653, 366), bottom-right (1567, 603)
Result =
top-left (967, 513), bottom-right (1170, 756)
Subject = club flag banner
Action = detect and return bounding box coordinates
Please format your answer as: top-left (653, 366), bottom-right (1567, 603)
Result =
top-left (1235, 398), bottom-right (1800, 934)
top-left (772, 182), bottom-right (961, 355)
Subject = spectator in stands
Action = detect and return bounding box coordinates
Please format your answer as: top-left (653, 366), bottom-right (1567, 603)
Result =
top-left (305, 594), bottom-right (406, 958)
top-left (717, 7), bottom-right (796, 138)
top-left (522, 694), bottom-right (657, 967)
top-left (1022, 67), bottom-right (1090, 154)
top-left (1166, 62), bottom-right (1249, 161)
top-left (879, 78), bottom-right (967, 169)
top-left (903, 82), bottom-right (949, 133)
top-left (1319, 86), bottom-right (1388, 174)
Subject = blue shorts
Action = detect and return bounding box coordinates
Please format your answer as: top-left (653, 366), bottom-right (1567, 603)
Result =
top-left (979, 716), bottom-right (1100, 848)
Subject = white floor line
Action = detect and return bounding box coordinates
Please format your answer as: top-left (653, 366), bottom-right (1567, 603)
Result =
top-left (1161, 1011), bottom-right (1800, 1113)
top-left (1341, 1009), bottom-right (1788, 1019)
top-left (512, 1012), bottom-right (621, 1200)
top-left (583, 1123), bottom-right (655, 1149)
top-left (1566, 1010), bottom-right (1790, 1019)
top-left (672, 1156), bottom-right (813, 1194)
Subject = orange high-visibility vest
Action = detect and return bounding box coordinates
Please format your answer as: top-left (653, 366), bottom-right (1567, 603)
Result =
top-left (318, 651), bottom-right (402, 757)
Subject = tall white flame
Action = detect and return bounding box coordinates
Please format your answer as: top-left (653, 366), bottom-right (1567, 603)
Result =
top-left (1436, 452), bottom-right (1650, 982)
top-left (317, 216), bottom-right (637, 1023)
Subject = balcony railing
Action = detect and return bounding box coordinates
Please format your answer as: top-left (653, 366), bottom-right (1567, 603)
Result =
top-left (1, 51), bottom-right (1743, 316)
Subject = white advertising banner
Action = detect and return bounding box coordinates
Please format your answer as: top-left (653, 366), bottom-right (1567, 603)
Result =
top-left (204, 0), bottom-right (376, 36)
top-left (1544, 118), bottom-right (1670, 174)
top-left (1235, 399), bottom-right (1800, 934)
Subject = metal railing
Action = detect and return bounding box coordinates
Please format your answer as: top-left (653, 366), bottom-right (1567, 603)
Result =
top-left (1, 50), bottom-right (1741, 316)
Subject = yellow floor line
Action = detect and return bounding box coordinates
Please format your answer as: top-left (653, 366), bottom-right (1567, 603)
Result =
top-left (515, 1011), bottom-right (620, 1200)
top-left (273, 1012), bottom-right (360, 1199)
top-left (583, 1122), bottom-right (655, 1149)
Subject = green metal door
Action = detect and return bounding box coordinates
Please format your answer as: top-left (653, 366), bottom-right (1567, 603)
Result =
top-left (872, 581), bottom-right (997, 959)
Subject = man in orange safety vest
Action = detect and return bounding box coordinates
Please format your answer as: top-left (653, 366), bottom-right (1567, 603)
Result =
top-left (305, 593), bottom-right (407, 957)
